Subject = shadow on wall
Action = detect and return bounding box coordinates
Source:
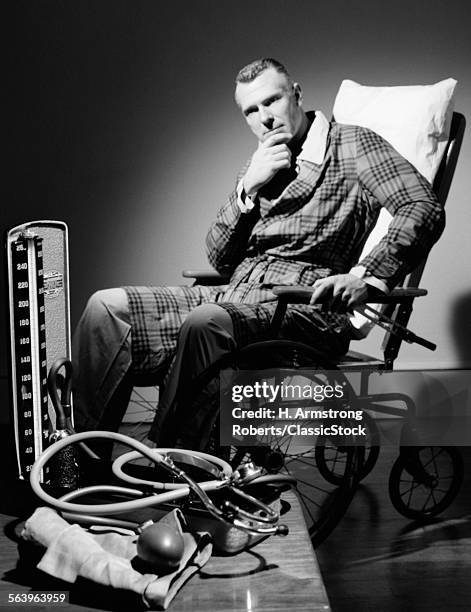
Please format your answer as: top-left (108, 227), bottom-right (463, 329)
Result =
top-left (413, 372), bottom-right (470, 447)
top-left (364, 369), bottom-right (470, 447)
top-left (451, 291), bottom-right (471, 368)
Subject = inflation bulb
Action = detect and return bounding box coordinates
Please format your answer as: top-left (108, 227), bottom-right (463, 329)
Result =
top-left (47, 358), bottom-right (79, 490)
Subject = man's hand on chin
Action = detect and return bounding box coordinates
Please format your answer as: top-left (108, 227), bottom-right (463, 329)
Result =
top-left (309, 273), bottom-right (378, 312)
top-left (243, 131), bottom-right (292, 196)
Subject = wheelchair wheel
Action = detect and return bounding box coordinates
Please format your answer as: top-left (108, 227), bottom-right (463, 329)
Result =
top-left (388, 446), bottom-right (464, 520)
top-left (187, 340), bottom-right (365, 547)
top-left (315, 411), bottom-right (380, 484)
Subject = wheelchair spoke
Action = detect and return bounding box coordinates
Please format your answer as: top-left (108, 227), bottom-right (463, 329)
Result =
top-left (421, 447), bottom-right (445, 470)
top-left (297, 489), bottom-right (321, 521)
top-left (294, 475), bottom-right (331, 495)
top-left (284, 452), bottom-right (312, 462)
top-left (285, 455), bottom-right (316, 469)
top-left (424, 488), bottom-right (438, 510)
top-left (406, 481), bottom-right (415, 508)
top-left (297, 489), bottom-right (326, 511)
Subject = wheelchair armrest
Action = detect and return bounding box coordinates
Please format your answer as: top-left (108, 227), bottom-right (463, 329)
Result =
top-left (270, 285), bottom-right (435, 352)
top-left (182, 269), bottom-right (230, 286)
top-left (271, 285), bottom-right (428, 304)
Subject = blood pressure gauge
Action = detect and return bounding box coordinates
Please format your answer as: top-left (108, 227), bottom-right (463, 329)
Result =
top-left (6, 221), bottom-right (71, 481)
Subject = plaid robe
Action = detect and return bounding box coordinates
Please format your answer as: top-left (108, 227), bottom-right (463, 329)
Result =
top-left (125, 116), bottom-right (444, 380)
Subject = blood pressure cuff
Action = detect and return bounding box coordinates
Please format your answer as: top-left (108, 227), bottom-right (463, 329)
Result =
top-left (21, 506), bottom-right (212, 610)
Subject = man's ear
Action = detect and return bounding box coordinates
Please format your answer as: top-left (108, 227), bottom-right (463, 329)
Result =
top-left (293, 83), bottom-right (303, 105)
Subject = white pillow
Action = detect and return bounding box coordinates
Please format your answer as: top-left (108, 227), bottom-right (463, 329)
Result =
top-left (333, 78), bottom-right (457, 184)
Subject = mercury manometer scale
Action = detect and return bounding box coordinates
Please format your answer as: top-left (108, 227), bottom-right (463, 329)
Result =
top-left (7, 221), bottom-right (71, 481)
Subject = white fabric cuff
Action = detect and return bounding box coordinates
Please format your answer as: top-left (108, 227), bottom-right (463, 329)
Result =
top-left (349, 265), bottom-right (389, 295)
top-left (348, 265), bottom-right (388, 337)
top-left (236, 179), bottom-right (257, 213)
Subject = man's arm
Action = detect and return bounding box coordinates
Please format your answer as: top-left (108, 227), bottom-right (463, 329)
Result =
top-left (355, 127), bottom-right (445, 290)
top-left (310, 127), bottom-right (445, 309)
top-left (206, 132), bottom-right (293, 275)
top-left (205, 180), bottom-right (259, 275)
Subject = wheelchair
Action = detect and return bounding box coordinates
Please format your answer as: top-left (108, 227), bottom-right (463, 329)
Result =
top-left (170, 112), bottom-right (466, 547)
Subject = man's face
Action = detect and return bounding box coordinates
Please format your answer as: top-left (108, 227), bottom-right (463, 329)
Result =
top-left (235, 68), bottom-right (304, 144)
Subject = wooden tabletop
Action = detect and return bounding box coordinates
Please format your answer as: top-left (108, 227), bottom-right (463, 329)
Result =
top-left (0, 483), bottom-right (330, 612)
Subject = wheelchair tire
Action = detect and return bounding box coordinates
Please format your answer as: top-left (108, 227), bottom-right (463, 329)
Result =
top-left (186, 339), bottom-right (364, 548)
top-left (315, 411), bottom-right (380, 484)
top-left (388, 446), bottom-right (464, 520)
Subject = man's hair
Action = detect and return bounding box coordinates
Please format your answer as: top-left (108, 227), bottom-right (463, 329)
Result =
top-left (235, 58), bottom-right (291, 85)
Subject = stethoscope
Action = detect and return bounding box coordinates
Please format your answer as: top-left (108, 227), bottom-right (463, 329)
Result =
top-left (30, 359), bottom-right (293, 537)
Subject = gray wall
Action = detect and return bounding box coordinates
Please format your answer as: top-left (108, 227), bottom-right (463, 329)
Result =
top-left (4, 0), bottom-right (471, 379)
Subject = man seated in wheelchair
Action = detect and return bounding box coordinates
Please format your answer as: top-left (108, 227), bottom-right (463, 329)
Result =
top-left (72, 57), bottom-right (444, 453)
